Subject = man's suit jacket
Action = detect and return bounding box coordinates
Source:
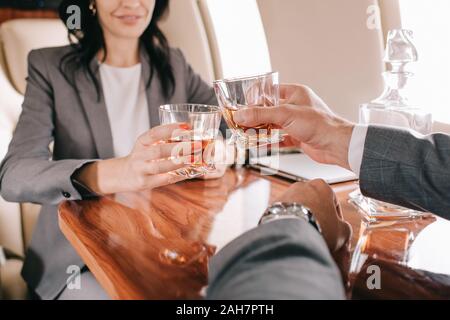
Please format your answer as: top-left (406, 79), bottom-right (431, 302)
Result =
top-left (207, 219), bottom-right (346, 300)
top-left (360, 126), bottom-right (450, 218)
top-left (0, 45), bottom-right (217, 299)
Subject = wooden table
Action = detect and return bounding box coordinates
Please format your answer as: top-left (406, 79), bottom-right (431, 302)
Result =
top-left (59, 168), bottom-right (450, 299)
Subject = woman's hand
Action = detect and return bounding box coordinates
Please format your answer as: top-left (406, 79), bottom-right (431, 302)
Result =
top-left (75, 123), bottom-right (202, 195)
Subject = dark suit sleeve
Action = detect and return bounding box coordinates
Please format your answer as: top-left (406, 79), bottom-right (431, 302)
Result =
top-left (360, 126), bottom-right (450, 219)
top-left (206, 219), bottom-right (346, 300)
top-left (175, 49), bottom-right (228, 137)
top-left (0, 50), bottom-right (96, 205)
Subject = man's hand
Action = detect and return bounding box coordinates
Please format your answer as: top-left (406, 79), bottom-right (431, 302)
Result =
top-left (234, 84), bottom-right (355, 170)
top-left (273, 180), bottom-right (352, 255)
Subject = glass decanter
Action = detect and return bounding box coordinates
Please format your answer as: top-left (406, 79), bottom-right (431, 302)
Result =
top-left (350, 29), bottom-right (433, 221)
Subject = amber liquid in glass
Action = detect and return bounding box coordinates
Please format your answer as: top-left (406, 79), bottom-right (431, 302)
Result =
top-left (222, 107), bottom-right (273, 135)
top-left (169, 137), bottom-right (214, 168)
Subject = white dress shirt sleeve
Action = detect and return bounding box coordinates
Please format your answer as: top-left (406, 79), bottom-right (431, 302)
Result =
top-left (348, 125), bottom-right (369, 176)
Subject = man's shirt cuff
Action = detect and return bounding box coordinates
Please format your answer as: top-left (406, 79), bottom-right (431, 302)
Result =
top-left (348, 124), bottom-right (369, 176)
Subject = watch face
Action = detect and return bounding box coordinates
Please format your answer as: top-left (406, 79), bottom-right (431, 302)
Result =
top-left (269, 204), bottom-right (285, 215)
top-left (285, 204), bottom-right (301, 216)
top-left (261, 202), bottom-right (321, 232)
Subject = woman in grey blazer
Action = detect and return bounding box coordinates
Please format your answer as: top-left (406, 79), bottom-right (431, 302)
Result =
top-left (0, 0), bottom-right (220, 299)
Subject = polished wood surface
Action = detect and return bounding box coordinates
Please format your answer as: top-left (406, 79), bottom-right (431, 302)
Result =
top-left (0, 8), bottom-right (58, 24)
top-left (59, 168), bottom-right (450, 300)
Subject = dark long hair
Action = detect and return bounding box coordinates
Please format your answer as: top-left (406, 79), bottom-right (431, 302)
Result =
top-left (58, 0), bottom-right (175, 100)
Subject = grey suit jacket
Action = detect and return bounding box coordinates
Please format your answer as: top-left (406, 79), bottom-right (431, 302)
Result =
top-left (0, 45), bottom-right (218, 299)
top-left (360, 126), bottom-right (450, 218)
top-left (207, 219), bottom-right (346, 299)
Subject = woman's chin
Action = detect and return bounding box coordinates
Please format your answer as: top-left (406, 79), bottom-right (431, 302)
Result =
top-left (112, 21), bottom-right (148, 38)
top-left (114, 29), bottom-right (146, 40)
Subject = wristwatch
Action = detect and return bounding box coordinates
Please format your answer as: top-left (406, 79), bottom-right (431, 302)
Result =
top-left (259, 202), bottom-right (322, 233)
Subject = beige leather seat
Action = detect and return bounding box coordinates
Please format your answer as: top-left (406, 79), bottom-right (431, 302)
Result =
top-left (0, 18), bottom-right (69, 300)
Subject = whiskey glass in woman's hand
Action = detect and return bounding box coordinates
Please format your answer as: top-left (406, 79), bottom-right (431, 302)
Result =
top-left (159, 104), bottom-right (222, 179)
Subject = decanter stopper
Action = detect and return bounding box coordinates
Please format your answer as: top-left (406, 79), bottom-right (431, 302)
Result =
top-left (384, 29), bottom-right (418, 70)
top-left (371, 29), bottom-right (418, 107)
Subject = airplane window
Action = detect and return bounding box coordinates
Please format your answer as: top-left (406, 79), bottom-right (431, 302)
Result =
top-left (203, 0), bottom-right (272, 78)
top-left (399, 0), bottom-right (450, 123)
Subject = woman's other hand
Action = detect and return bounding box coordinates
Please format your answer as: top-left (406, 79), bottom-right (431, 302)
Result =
top-left (75, 123), bottom-right (202, 194)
